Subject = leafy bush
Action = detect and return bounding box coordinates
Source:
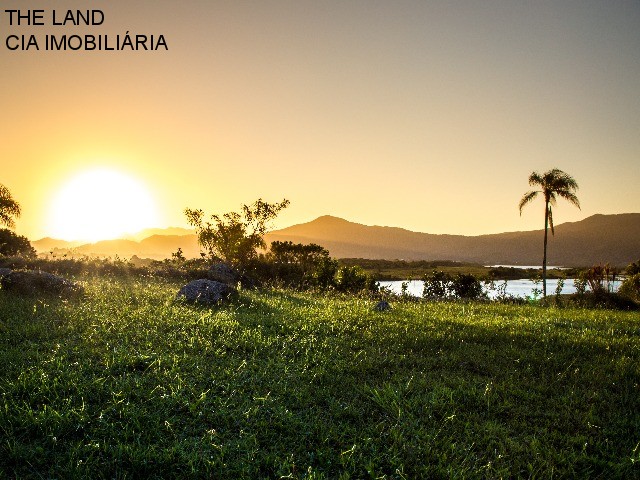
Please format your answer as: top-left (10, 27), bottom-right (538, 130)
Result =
top-left (580, 264), bottom-right (619, 294)
top-left (574, 276), bottom-right (587, 295)
top-left (564, 291), bottom-right (637, 310)
top-left (422, 271), bottom-right (486, 300)
top-left (249, 242), bottom-right (376, 293)
top-left (625, 259), bottom-right (640, 276)
top-left (0, 229), bottom-right (35, 257)
top-left (422, 270), bottom-right (450, 298)
top-left (334, 265), bottom-right (376, 293)
top-left (185, 198), bottom-right (289, 267)
top-left (266, 241), bottom-right (334, 288)
top-left (619, 273), bottom-right (640, 304)
top-left (450, 273), bottom-right (485, 300)
top-left (248, 242), bottom-right (339, 290)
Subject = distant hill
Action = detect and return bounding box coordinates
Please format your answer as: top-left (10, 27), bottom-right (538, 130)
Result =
top-left (32, 213), bottom-right (640, 267)
top-left (124, 227), bottom-right (195, 242)
top-left (265, 213), bottom-right (640, 267)
top-left (33, 234), bottom-right (200, 260)
top-left (31, 237), bottom-right (84, 252)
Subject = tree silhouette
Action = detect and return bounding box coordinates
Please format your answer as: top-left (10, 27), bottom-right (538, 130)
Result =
top-left (185, 198), bottom-right (289, 267)
top-left (0, 184), bottom-right (21, 229)
top-left (519, 169), bottom-right (580, 297)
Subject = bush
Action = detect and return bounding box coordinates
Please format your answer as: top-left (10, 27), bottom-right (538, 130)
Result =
top-left (334, 265), bottom-right (376, 293)
top-left (580, 264), bottom-right (619, 294)
top-left (266, 241), bottom-right (335, 288)
top-left (625, 259), bottom-right (640, 276)
top-left (450, 273), bottom-right (485, 300)
top-left (422, 270), bottom-right (450, 298)
top-left (619, 273), bottom-right (640, 304)
top-left (0, 229), bottom-right (35, 257)
top-left (185, 198), bottom-right (289, 268)
top-left (422, 271), bottom-right (485, 300)
top-left (246, 242), bottom-right (339, 290)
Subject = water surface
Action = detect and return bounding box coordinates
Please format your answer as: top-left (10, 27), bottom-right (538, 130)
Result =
top-left (378, 278), bottom-right (619, 299)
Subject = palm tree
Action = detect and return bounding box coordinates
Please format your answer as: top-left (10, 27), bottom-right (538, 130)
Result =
top-left (0, 184), bottom-right (21, 229)
top-left (519, 169), bottom-right (580, 297)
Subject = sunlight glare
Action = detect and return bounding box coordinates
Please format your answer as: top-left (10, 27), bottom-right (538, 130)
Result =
top-left (48, 169), bottom-right (159, 242)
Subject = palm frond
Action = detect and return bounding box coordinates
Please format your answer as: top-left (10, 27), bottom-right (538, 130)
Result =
top-left (518, 190), bottom-right (539, 214)
top-left (556, 190), bottom-right (581, 209)
top-left (528, 171), bottom-right (543, 187)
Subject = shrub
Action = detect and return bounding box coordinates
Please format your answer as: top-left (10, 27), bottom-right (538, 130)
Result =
top-left (581, 264), bottom-right (618, 294)
top-left (574, 276), bottom-right (587, 295)
top-left (185, 198), bottom-right (289, 268)
top-left (422, 271), bottom-right (485, 300)
top-left (565, 290), bottom-right (637, 310)
top-left (422, 270), bottom-right (450, 298)
top-left (334, 265), bottom-right (376, 293)
top-left (619, 273), bottom-right (640, 304)
top-left (246, 242), bottom-right (339, 290)
top-left (450, 273), bottom-right (485, 300)
top-left (0, 229), bottom-right (35, 257)
top-left (626, 259), bottom-right (640, 276)
top-left (266, 241), bottom-right (334, 288)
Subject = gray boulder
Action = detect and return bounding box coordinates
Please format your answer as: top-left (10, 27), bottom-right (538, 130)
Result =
top-left (0, 268), bottom-right (12, 279)
top-left (374, 300), bottom-right (391, 311)
top-left (176, 279), bottom-right (236, 305)
top-left (207, 263), bottom-right (241, 285)
top-left (1, 270), bottom-right (84, 298)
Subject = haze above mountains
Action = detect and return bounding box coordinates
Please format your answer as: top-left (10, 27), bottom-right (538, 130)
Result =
top-left (33, 213), bottom-right (640, 267)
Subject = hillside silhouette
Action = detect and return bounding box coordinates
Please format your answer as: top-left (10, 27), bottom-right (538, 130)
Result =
top-left (267, 214), bottom-right (640, 267)
top-left (33, 213), bottom-right (640, 267)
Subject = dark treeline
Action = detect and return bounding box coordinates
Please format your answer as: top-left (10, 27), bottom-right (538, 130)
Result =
top-left (339, 258), bottom-right (466, 270)
top-left (338, 258), bottom-right (582, 281)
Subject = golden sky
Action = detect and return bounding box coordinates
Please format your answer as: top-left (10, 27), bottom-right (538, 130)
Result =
top-left (2, 0), bottom-right (639, 241)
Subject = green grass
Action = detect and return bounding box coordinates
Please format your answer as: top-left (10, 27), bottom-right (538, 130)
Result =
top-left (1, 278), bottom-right (639, 479)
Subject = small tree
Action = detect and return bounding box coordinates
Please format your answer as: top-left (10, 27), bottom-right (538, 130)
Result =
top-left (626, 259), bottom-right (640, 276)
top-left (422, 270), bottom-right (450, 298)
top-left (0, 229), bottom-right (36, 257)
top-left (619, 274), bottom-right (640, 304)
top-left (185, 198), bottom-right (289, 268)
top-left (334, 265), bottom-right (376, 293)
top-left (0, 184), bottom-right (21, 229)
top-left (268, 241), bottom-right (334, 288)
top-left (450, 273), bottom-right (485, 299)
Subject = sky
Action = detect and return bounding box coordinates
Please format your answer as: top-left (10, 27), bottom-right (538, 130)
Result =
top-left (1, 0), bottom-right (639, 241)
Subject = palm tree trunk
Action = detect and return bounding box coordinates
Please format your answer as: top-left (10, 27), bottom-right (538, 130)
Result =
top-left (542, 203), bottom-right (548, 297)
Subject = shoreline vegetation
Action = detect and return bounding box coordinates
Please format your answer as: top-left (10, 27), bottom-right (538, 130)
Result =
top-left (0, 255), bottom-right (581, 282)
top-left (337, 258), bottom-right (580, 281)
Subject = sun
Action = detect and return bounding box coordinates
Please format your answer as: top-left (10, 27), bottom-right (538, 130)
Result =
top-left (48, 168), bottom-right (160, 242)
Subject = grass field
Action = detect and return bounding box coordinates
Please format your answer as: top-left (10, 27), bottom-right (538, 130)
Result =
top-left (1, 277), bottom-right (639, 478)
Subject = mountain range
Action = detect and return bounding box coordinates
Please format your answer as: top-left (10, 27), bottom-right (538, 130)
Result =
top-left (33, 213), bottom-right (640, 267)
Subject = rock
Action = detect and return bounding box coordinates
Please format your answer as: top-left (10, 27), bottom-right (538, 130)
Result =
top-left (207, 262), bottom-right (257, 288)
top-left (0, 268), bottom-right (12, 279)
top-left (374, 300), bottom-right (391, 311)
top-left (176, 279), bottom-right (236, 305)
top-left (1, 270), bottom-right (84, 298)
top-left (207, 263), bottom-right (241, 285)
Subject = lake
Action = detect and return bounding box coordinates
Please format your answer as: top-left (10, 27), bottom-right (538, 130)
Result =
top-left (378, 278), bottom-right (620, 299)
